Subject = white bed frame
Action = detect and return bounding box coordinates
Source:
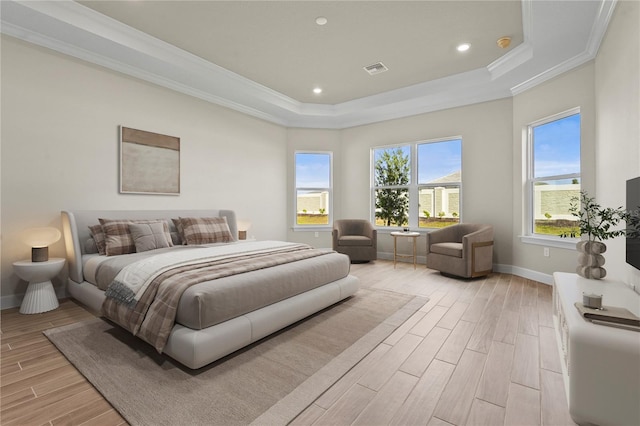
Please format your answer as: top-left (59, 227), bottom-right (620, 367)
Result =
top-left (61, 209), bottom-right (359, 369)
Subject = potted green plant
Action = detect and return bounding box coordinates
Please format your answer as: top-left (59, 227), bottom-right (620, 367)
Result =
top-left (561, 191), bottom-right (635, 279)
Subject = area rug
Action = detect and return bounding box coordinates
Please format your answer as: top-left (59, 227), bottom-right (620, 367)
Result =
top-left (45, 289), bottom-right (426, 426)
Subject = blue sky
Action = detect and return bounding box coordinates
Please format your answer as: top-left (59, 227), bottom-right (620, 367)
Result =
top-left (372, 140), bottom-right (462, 184)
top-left (418, 139), bottom-right (461, 183)
top-left (533, 113), bottom-right (581, 178)
top-left (298, 115), bottom-right (579, 188)
top-left (295, 153), bottom-right (330, 188)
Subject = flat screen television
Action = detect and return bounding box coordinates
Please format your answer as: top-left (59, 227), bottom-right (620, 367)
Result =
top-left (626, 177), bottom-right (640, 270)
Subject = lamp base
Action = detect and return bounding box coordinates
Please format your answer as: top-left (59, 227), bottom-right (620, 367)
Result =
top-left (32, 247), bottom-right (49, 262)
top-left (238, 231), bottom-right (247, 240)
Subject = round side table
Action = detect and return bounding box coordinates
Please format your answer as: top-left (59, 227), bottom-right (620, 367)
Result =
top-left (390, 232), bottom-right (420, 269)
top-left (13, 258), bottom-right (65, 314)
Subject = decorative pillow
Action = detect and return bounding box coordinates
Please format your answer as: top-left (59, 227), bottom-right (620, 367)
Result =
top-left (170, 231), bottom-right (181, 246)
top-left (179, 217), bottom-right (233, 245)
top-left (99, 219), bottom-right (173, 256)
top-left (129, 222), bottom-right (171, 253)
top-left (84, 238), bottom-right (99, 254)
top-left (171, 218), bottom-right (186, 245)
top-left (88, 224), bottom-right (106, 255)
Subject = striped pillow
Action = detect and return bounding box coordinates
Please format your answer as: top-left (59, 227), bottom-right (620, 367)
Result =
top-left (179, 217), bottom-right (233, 245)
top-left (88, 224), bottom-right (106, 255)
top-left (99, 219), bottom-right (173, 256)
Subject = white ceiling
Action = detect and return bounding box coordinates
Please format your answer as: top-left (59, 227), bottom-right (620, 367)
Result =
top-left (1, 0), bottom-right (616, 129)
top-left (77, 0), bottom-right (525, 105)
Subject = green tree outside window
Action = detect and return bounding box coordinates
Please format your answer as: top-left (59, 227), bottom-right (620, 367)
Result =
top-left (374, 148), bottom-right (410, 226)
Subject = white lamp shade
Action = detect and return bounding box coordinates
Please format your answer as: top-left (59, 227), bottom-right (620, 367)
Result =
top-left (237, 220), bottom-right (252, 231)
top-left (23, 227), bottom-right (62, 248)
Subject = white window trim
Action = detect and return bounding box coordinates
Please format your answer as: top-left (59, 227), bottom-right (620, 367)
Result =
top-left (371, 137), bottom-right (462, 231)
top-left (519, 234), bottom-right (578, 250)
top-left (294, 151), bottom-right (333, 230)
top-left (523, 107), bottom-right (580, 245)
top-left (371, 143), bottom-right (412, 229)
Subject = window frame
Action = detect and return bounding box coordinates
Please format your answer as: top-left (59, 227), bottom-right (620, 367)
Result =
top-left (417, 138), bottom-right (463, 229)
top-left (294, 151), bottom-right (333, 230)
top-left (371, 137), bottom-right (462, 231)
top-left (523, 107), bottom-right (581, 246)
top-left (371, 144), bottom-right (412, 228)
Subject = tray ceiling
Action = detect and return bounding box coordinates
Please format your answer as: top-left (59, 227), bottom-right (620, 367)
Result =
top-left (1, 0), bottom-right (616, 128)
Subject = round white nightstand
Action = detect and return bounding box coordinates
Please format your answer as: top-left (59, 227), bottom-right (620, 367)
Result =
top-left (13, 258), bottom-right (65, 314)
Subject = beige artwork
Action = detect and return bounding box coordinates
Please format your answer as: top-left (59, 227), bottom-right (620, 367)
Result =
top-left (120, 126), bottom-right (180, 195)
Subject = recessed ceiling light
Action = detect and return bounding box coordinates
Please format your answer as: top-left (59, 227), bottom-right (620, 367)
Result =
top-left (315, 17), bottom-right (328, 26)
top-left (313, 87), bottom-right (323, 95)
top-left (457, 43), bottom-right (471, 52)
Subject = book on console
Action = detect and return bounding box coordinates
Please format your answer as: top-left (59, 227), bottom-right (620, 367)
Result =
top-left (575, 302), bottom-right (640, 328)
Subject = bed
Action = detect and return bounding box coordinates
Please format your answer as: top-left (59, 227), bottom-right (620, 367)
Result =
top-left (61, 209), bottom-right (359, 369)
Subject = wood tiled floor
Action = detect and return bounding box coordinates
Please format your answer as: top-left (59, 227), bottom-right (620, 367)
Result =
top-left (292, 261), bottom-right (576, 426)
top-left (0, 300), bottom-right (126, 425)
top-left (1, 260), bottom-right (576, 425)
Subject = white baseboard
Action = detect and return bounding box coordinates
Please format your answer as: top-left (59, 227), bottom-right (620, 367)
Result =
top-left (493, 264), bottom-right (553, 285)
top-left (377, 252), bottom-right (553, 285)
top-left (1, 294), bottom-right (22, 310)
top-left (1, 287), bottom-right (69, 310)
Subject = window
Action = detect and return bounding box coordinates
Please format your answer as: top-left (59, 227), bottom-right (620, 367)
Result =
top-left (372, 138), bottom-right (461, 229)
top-left (295, 152), bottom-right (332, 227)
top-left (418, 139), bottom-right (462, 228)
top-left (373, 146), bottom-right (410, 227)
top-left (527, 109), bottom-right (581, 237)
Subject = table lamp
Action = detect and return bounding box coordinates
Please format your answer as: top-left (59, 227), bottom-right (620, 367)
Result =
top-left (23, 227), bottom-right (62, 262)
top-left (237, 220), bottom-right (252, 240)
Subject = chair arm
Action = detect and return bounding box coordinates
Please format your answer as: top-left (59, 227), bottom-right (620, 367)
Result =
top-left (362, 222), bottom-right (376, 239)
top-left (462, 227), bottom-right (494, 259)
top-left (332, 228), bottom-right (340, 250)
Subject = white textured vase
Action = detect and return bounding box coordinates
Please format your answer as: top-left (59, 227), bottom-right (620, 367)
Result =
top-left (576, 240), bottom-right (607, 279)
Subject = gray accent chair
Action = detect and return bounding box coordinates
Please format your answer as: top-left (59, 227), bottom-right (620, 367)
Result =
top-left (332, 219), bottom-right (377, 262)
top-left (426, 224), bottom-right (494, 278)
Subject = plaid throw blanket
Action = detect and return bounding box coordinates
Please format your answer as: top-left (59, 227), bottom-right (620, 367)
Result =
top-left (102, 242), bottom-right (330, 353)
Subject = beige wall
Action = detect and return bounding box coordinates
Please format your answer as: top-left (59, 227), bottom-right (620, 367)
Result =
top-left (286, 128), bottom-right (342, 248)
top-left (595, 0), bottom-right (640, 288)
top-left (286, 100), bottom-right (514, 266)
top-left (511, 63), bottom-right (596, 281)
top-left (2, 1), bottom-right (638, 307)
top-left (1, 37), bottom-right (288, 307)
top-left (338, 99), bottom-right (515, 265)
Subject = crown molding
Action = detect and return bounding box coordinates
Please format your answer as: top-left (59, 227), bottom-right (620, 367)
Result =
top-left (510, 0), bottom-right (616, 95)
top-left (1, 0), bottom-right (616, 129)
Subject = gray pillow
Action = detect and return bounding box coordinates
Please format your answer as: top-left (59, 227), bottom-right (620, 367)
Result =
top-left (129, 222), bottom-right (171, 253)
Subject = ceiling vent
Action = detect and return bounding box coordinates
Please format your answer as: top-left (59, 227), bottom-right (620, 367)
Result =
top-left (364, 62), bottom-right (388, 75)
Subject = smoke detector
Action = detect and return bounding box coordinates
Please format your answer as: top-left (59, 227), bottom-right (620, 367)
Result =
top-left (497, 37), bottom-right (512, 49)
top-left (364, 62), bottom-right (388, 76)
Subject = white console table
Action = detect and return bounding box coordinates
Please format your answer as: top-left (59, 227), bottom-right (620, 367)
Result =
top-left (552, 272), bottom-right (640, 426)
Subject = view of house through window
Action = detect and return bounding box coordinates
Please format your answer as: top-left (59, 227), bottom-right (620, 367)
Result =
top-left (418, 139), bottom-right (462, 228)
top-left (372, 138), bottom-right (462, 229)
top-left (528, 110), bottom-right (581, 237)
top-left (295, 152), bottom-right (331, 226)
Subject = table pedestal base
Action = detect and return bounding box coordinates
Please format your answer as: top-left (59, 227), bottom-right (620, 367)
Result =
top-left (20, 281), bottom-right (59, 314)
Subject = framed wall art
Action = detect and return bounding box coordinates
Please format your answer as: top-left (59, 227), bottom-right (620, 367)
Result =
top-left (120, 126), bottom-right (180, 195)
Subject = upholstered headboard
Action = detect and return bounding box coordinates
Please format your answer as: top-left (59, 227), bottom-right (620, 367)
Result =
top-left (61, 209), bottom-right (237, 283)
